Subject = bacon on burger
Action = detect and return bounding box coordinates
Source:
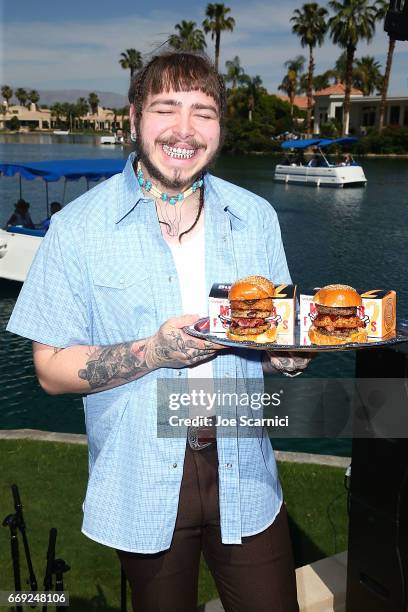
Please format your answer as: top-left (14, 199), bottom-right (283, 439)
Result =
top-left (309, 284), bottom-right (367, 345)
top-left (226, 275), bottom-right (277, 343)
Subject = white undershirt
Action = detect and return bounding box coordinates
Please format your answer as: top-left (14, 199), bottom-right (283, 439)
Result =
top-left (168, 227), bottom-right (215, 417)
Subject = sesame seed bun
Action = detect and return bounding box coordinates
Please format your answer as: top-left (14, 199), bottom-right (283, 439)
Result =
top-left (313, 284), bottom-right (362, 308)
top-left (228, 276), bottom-right (275, 301)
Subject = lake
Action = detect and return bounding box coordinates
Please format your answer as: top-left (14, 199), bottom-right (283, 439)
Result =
top-left (1, 135), bottom-right (407, 456)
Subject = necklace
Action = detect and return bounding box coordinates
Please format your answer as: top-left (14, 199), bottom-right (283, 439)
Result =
top-left (136, 162), bottom-right (203, 205)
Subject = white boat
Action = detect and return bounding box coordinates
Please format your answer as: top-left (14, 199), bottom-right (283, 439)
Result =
top-left (100, 135), bottom-right (123, 145)
top-left (274, 137), bottom-right (367, 188)
top-left (0, 228), bottom-right (43, 283)
top-left (0, 159), bottom-right (126, 283)
top-left (53, 130), bottom-right (70, 135)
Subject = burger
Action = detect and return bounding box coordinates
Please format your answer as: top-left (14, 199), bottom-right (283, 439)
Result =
top-left (308, 284), bottom-right (368, 345)
top-left (226, 275), bottom-right (277, 343)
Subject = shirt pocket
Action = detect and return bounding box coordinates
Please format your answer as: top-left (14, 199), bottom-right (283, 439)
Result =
top-left (91, 255), bottom-right (157, 342)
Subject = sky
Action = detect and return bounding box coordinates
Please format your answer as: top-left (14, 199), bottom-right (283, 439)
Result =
top-left (1, 0), bottom-right (407, 97)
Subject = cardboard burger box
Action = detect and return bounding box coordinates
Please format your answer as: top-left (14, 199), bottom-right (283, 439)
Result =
top-left (209, 282), bottom-right (297, 336)
top-left (299, 287), bottom-right (396, 338)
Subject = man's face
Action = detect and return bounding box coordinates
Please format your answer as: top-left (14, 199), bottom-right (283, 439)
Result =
top-left (133, 89), bottom-right (221, 190)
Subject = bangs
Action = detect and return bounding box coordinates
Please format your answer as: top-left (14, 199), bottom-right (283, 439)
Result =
top-left (129, 52), bottom-right (226, 118)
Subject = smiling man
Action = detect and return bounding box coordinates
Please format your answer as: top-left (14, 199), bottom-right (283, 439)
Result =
top-left (7, 51), bottom-right (304, 611)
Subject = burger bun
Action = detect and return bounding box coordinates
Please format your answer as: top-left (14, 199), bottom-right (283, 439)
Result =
top-left (313, 284), bottom-right (362, 308)
top-left (226, 326), bottom-right (277, 344)
top-left (228, 276), bottom-right (275, 301)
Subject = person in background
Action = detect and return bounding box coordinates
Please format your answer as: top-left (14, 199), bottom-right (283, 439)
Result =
top-left (38, 202), bottom-right (62, 231)
top-left (5, 199), bottom-right (35, 229)
top-left (340, 153), bottom-right (353, 166)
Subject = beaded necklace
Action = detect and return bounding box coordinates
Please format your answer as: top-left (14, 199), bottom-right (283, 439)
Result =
top-left (136, 161), bottom-right (203, 205)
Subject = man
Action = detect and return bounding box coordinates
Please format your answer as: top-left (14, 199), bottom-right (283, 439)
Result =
top-left (5, 199), bottom-right (35, 229)
top-left (38, 201), bottom-right (62, 231)
top-left (7, 52), bottom-right (308, 611)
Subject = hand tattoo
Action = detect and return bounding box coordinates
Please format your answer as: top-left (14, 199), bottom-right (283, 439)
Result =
top-left (145, 329), bottom-right (216, 369)
top-left (78, 342), bottom-right (148, 389)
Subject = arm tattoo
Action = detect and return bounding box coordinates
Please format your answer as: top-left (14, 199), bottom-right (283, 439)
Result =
top-left (78, 341), bottom-right (148, 389)
top-left (145, 329), bottom-right (215, 369)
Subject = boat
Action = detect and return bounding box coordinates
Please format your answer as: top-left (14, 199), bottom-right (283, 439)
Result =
top-left (100, 135), bottom-right (124, 145)
top-left (0, 159), bottom-right (126, 284)
top-left (274, 137), bottom-right (367, 187)
top-left (53, 130), bottom-right (70, 135)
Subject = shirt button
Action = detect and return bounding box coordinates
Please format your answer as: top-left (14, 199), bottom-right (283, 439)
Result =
top-left (226, 462), bottom-right (233, 469)
top-left (172, 463), bottom-right (178, 468)
top-left (119, 278), bottom-right (124, 284)
top-left (168, 275), bottom-right (172, 283)
top-left (177, 371), bottom-right (183, 377)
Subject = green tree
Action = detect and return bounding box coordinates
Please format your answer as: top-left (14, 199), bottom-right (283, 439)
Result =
top-left (240, 74), bottom-right (265, 121)
top-left (328, 0), bottom-right (377, 134)
top-left (75, 98), bottom-right (89, 129)
top-left (61, 102), bottom-right (76, 131)
top-left (51, 102), bottom-right (65, 128)
top-left (375, 0), bottom-right (397, 131)
top-left (9, 116), bottom-right (21, 131)
top-left (88, 92), bottom-right (100, 114)
top-left (169, 20), bottom-right (206, 51)
top-left (15, 87), bottom-right (28, 107)
top-left (278, 56), bottom-right (306, 116)
top-left (28, 89), bottom-right (40, 108)
top-left (1, 85), bottom-right (13, 105)
top-left (354, 55), bottom-right (383, 95)
top-left (224, 56), bottom-right (244, 89)
top-left (291, 2), bottom-right (328, 134)
top-left (202, 3), bottom-right (235, 71)
top-left (119, 49), bottom-right (143, 80)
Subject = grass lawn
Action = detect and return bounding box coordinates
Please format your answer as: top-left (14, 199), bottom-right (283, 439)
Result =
top-left (0, 440), bottom-right (348, 610)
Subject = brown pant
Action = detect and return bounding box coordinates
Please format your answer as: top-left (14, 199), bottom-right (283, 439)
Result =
top-left (117, 442), bottom-right (299, 612)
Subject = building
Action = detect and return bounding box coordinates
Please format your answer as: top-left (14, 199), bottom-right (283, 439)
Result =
top-left (0, 102), bottom-right (128, 131)
top-left (313, 83), bottom-right (408, 134)
top-left (277, 95), bottom-right (309, 111)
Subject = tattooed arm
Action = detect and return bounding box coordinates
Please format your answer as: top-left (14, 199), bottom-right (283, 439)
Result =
top-left (32, 314), bottom-right (225, 395)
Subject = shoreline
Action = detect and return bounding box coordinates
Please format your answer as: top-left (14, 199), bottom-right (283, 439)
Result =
top-left (0, 428), bottom-right (351, 467)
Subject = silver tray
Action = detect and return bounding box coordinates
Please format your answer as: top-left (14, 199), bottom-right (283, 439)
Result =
top-left (184, 317), bottom-right (408, 352)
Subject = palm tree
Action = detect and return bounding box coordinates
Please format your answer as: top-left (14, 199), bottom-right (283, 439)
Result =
top-left (328, 0), bottom-right (377, 135)
top-left (240, 74), bottom-right (264, 121)
top-left (224, 56), bottom-right (244, 89)
top-left (291, 3), bottom-right (328, 134)
top-left (354, 56), bottom-right (383, 96)
top-left (1, 85), bottom-right (13, 106)
top-left (15, 87), bottom-right (28, 107)
top-left (88, 92), bottom-right (100, 114)
top-left (75, 98), bottom-right (89, 129)
top-left (278, 56), bottom-right (306, 116)
top-left (28, 90), bottom-right (40, 108)
top-left (375, 0), bottom-right (396, 131)
top-left (169, 20), bottom-right (206, 51)
top-left (119, 49), bottom-right (143, 80)
top-left (51, 102), bottom-right (64, 128)
top-left (202, 4), bottom-right (235, 71)
top-left (312, 71), bottom-right (333, 91)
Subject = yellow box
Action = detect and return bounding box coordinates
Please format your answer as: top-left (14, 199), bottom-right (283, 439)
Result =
top-left (273, 284), bottom-right (297, 335)
top-left (359, 289), bottom-right (397, 338)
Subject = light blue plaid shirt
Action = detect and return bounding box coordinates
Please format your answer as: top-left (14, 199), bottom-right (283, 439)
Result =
top-left (7, 152), bottom-right (291, 553)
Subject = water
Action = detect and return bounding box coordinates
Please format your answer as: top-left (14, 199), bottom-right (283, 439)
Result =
top-left (1, 136), bottom-right (407, 456)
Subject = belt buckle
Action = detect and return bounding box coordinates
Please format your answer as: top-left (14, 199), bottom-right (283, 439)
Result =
top-left (187, 426), bottom-right (213, 451)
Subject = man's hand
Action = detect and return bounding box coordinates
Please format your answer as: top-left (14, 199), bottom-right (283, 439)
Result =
top-left (263, 351), bottom-right (315, 377)
top-left (145, 314), bottom-right (226, 370)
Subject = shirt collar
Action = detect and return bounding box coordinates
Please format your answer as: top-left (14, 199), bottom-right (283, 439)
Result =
top-left (116, 152), bottom-right (247, 227)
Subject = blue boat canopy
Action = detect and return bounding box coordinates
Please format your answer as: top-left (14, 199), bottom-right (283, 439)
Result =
top-left (281, 136), bottom-right (359, 150)
top-left (0, 159), bottom-right (126, 182)
top-left (318, 137), bottom-right (359, 148)
top-left (281, 138), bottom-right (322, 150)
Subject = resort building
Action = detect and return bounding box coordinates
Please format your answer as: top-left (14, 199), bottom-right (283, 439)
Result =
top-left (0, 102), bottom-right (128, 132)
top-left (313, 83), bottom-right (408, 134)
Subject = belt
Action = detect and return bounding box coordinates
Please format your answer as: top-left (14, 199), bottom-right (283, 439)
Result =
top-left (187, 419), bottom-right (216, 451)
